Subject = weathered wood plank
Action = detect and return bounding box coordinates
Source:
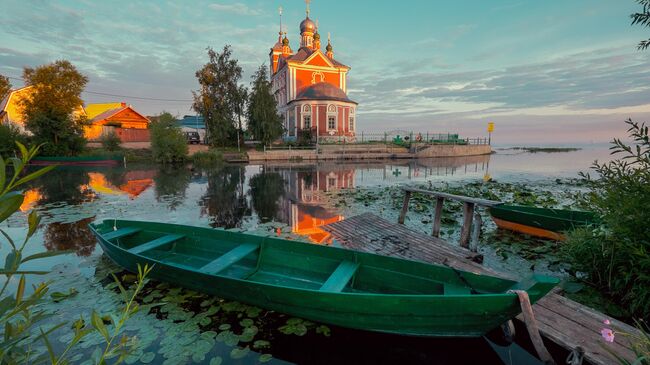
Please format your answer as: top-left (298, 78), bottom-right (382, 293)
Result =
top-left (398, 191), bottom-right (412, 224)
top-left (322, 212), bottom-right (639, 365)
top-left (402, 187), bottom-right (502, 207)
top-left (432, 197), bottom-right (444, 237)
top-left (459, 202), bottom-right (475, 248)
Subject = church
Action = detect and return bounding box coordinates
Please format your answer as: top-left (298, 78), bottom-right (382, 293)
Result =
top-left (269, 2), bottom-right (357, 142)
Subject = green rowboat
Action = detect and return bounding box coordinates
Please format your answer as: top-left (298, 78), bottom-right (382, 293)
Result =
top-left (90, 219), bottom-right (558, 337)
top-left (489, 204), bottom-right (597, 240)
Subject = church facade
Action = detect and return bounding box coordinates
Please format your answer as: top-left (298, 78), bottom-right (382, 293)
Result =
top-left (269, 4), bottom-right (357, 142)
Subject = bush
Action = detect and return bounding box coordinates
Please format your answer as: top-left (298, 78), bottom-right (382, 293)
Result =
top-left (563, 119), bottom-right (650, 320)
top-left (0, 123), bottom-right (28, 157)
top-left (100, 130), bottom-right (121, 151)
top-left (191, 150), bottom-right (223, 166)
top-left (150, 112), bottom-right (188, 164)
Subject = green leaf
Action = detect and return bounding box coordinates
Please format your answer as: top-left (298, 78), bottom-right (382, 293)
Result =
top-left (0, 296), bottom-right (16, 317)
top-left (0, 191), bottom-right (24, 224)
top-left (0, 270), bottom-right (49, 275)
top-left (40, 327), bottom-right (57, 364)
top-left (12, 165), bottom-right (56, 188)
top-left (0, 157), bottom-right (5, 193)
top-left (4, 249), bottom-right (21, 273)
top-left (21, 250), bottom-right (74, 264)
top-left (26, 210), bottom-right (41, 239)
top-left (16, 142), bottom-right (28, 163)
top-left (50, 288), bottom-right (78, 303)
top-left (15, 275), bottom-right (25, 305)
top-left (91, 310), bottom-right (110, 341)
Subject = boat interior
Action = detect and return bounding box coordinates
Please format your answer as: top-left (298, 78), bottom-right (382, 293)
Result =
top-left (96, 221), bottom-right (518, 296)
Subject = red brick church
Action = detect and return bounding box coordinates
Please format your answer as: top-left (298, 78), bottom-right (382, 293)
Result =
top-left (270, 1), bottom-right (357, 142)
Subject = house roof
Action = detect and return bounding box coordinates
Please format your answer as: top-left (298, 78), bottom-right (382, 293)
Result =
top-left (85, 103), bottom-right (123, 119)
top-left (292, 82), bottom-right (357, 104)
top-left (86, 103), bottom-right (150, 124)
top-left (0, 86), bottom-right (33, 112)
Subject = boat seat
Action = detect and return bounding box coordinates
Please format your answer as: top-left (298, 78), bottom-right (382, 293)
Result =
top-left (104, 227), bottom-right (141, 241)
top-left (320, 261), bottom-right (359, 292)
top-left (444, 284), bottom-right (471, 295)
top-left (200, 243), bottom-right (260, 275)
top-left (129, 234), bottom-right (184, 255)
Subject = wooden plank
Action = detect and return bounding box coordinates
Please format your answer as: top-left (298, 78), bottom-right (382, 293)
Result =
top-left (432, 197), bottom-right (444, 237)
top-left (320, 261), bottom-right (359, 292)
top-left (200, 243), bottom-right (260, 274)
top-left (459, 202), bottom-right (475, 248)
top-left (398, 190), bottom-right (412, 224)
top-left (104, 227), bottom-right (141, 241)
top-left (129, 234), bottom-right (184, 255)
top-left (322, 213), bottom-right (639, 365)
top-left (402, 186), bottom-right (502, 207)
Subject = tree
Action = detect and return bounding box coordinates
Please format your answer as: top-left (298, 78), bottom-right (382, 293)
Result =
top-left (232, 84), bottom-right (248, 151)
top-left (0, 74), bottom-right (10, 101)
top-left (150, 112), bottom-right (188, 164)
top-left (20, 60), bottom-right (88, 156)
top-left (192, 46), bottom-right (242, 147)
top-left (632, 0), bottom-right (650, 50)
top-left (247, 64), bottom-right (284, 146)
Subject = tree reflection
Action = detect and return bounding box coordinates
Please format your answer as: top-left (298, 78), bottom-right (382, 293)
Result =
top-left (44, 217), bottom-right (97, 256)
top-left (31, 167), bottom-right (96, 205)
top-left (154, 166), bottom-right (191, 210)
top-left (200, 166), bottom-right (250, 228)
top-left (249, 172), bottom-right (285, 223)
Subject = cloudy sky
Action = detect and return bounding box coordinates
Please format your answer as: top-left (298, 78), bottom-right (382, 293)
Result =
top-left (1, 0), bottom-right (649, 144)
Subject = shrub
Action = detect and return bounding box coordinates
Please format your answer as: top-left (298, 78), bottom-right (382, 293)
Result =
top-left (0, 123), bottom-right (28, 157)
top-left (563, 119), bottom-right (650, 320)
top-left (150, 112), bottom-right (188, 164)
top-left (191, 150), bottom-right (223, 166)
top-left (100, 130), bottom-right (121, 151)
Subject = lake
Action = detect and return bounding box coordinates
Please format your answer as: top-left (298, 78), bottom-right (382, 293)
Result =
top-left (0, 145), bottom-right (612, 364)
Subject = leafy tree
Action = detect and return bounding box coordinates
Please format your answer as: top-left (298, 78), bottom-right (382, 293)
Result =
top-left (632, 0), bottom-right (650, 50)
top-left (247, 64), bottom-right (284, 146)
top-left (0, 74), bottom-right (10, 101)
top-left (100, 130), bottom-right (121, 151)
top-left (0, 124), bottom-right (28, 157)
top-left (563, 119), bottom-right (650, 320)
top-left (232, 84), bottom-right (248, 150)
top-left (150, 112), bottom-right (187, 164)
top-left (192, 46), bottom-right (242, 147)
top-left (20, 60), bottom-right (88, 156)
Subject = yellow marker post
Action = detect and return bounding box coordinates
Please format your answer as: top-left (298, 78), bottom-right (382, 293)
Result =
top-left (487, 122), bottom-right (495, 145)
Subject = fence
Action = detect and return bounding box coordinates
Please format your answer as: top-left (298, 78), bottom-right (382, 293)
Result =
top-left (318, 132), bottom-right (489, 146)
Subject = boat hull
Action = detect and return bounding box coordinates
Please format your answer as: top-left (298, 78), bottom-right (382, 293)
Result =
top-left (489, 204), bottom-right (596, 241)
top-left (91, 220), bottom-right (558, 337)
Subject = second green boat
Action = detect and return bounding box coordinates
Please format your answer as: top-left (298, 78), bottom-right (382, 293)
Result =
top-left (90, 219), bottom-right (558, 337)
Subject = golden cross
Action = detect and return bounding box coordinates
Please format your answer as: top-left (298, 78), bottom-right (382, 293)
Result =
top-left (305, 0), bottom-right (311, 17)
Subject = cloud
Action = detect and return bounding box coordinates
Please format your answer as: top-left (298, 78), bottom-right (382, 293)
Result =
top-left (208, 2), bottom-right (262, 16)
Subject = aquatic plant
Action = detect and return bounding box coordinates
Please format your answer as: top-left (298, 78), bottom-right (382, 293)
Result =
top-left (600, 318), bottom-right (650, 365)
top-left (0, 143), bottom-right (152, 363)
top-left (191, 150), bottom-right (223, 166)
top-left (563, 119), bottom-right (650, 320)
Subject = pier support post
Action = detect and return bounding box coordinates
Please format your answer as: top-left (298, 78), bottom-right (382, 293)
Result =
top-left (432, 197), bottom-right (444, 237)
top-left (459, 202), bottom-right (475, 248)
top-left (398, 191), bottom-right (412, 224)
top-left (470, 209), bottom-right (483, 252)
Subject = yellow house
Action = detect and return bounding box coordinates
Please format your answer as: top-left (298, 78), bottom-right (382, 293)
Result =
top-left (84, 102), bottom-right (150, 141)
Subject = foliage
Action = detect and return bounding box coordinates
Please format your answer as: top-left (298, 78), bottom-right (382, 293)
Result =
top-left (21, 60), bottom-right (88, 156)
top-left (632, 0), bottom-right (650, 50)
top-left (297, 129), bottom-right (313, 146)
top-left (248, 172), bottom-right (285, 223)
top-left (0, 124), bottom-right (28, 158)
top-left (246, 64), bottom-right (284, 146)
top-left (232, 85), bottom-right (248, 149)
top-left (191, 150), bottom-right (223, 166)
top-left (563, 119), bottom-right (650, 320)
top-left (0, 74), bottom-right (10, 101)
top-left (100, 130), bottom-right (122, 151)
top-left (200, 166), bottom-right (250, 228)
top-left (193, 46), bottom-right (243, 147)
top-left (0, 143), bottom-right (154, 363)
top-left (150, 112), bottom-right (188, 164)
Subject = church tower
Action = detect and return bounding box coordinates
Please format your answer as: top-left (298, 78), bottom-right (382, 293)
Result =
top-left (269, 1), bottom-right (357, 143)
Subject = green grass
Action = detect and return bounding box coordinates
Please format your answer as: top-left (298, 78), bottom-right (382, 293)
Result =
top-left (191, 150), bottom-right (223, 166)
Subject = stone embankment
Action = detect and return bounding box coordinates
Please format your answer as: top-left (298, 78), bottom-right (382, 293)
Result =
top-left (247, 143), bottom-right (491, 161)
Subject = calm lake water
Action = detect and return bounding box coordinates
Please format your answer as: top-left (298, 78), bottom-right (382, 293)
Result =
top-left (1, 146), bottom-right (612, 364)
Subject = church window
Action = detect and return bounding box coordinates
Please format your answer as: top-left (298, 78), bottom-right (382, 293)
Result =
top-left (303, 115), bottom-right (311, 129)
top-left (349, 116), bottom-right (355, 131)
top-left (328, 116), bottom-right (336, 130)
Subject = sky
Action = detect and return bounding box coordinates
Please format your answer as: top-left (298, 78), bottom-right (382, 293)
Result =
top-left (1, 0), bottom-right (649, 144)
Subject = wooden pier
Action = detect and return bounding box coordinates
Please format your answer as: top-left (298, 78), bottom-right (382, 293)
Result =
top-left (322, 212), bottom-right (640, 365)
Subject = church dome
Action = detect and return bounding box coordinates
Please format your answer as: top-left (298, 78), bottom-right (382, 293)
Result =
top-left (300, 17), bottom-right (316, 34)
top-left (295, 82), bottom-right (357, 104)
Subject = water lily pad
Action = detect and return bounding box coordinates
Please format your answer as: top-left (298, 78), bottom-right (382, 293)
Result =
top-left (253, 340), bottom-right (271, 349)
top-left (140, 352), bottom-right (156, 364)
top-left (230, 346), bottom-right (250, 359)
top-left (240, 318), bottom-right (254, 327)
top-left (259, 354), bottom-right (273, 363)
top-left (209, 356), bottom-right (223, 365)
top-left (316, 325), bottom-right (331, 337)
top-left (218, 323), bottom-right (231, 331)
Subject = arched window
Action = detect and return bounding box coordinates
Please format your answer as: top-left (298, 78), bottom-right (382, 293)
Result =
top-left (327, 104), bottom-right (337, 131)
top-left (302, 104), bottom-right (312, 129)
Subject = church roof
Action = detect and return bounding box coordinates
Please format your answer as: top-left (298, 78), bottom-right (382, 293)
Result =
top-left (293, 82), bottom-right (357, 104)
top-left (285, 47), bottom-right (349, 68)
